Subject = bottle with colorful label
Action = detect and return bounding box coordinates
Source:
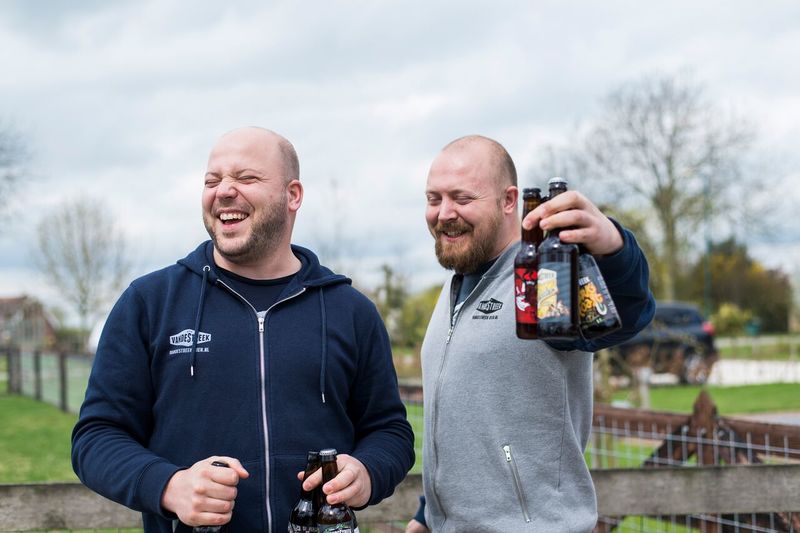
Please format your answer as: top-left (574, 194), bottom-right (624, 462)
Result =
top-left (537, 177), bottom-right (580, 340)
top-left (577, 251), bottom-right (622, 339)
top-left (515, 187), bottom-right (545, 339)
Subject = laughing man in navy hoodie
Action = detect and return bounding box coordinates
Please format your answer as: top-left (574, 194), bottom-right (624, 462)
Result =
top-left (72, 127), bottom-right (415, 532)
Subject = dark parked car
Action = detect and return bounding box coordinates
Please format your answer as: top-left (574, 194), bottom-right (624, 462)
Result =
top-left (613, 301), bottom-right (718, 384)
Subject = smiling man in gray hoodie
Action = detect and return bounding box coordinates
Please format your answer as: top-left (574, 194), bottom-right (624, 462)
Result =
top-left (406, 135), bottom-right (655, 533)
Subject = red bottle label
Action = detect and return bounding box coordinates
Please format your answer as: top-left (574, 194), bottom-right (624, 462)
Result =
top-left (514, 267), bottom-right (537, 325)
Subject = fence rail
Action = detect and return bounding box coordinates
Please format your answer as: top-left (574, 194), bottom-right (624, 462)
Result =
top-left (4, 348), bottom-right (800, 531)
top-left (1, 466), bottom-right (799, 531)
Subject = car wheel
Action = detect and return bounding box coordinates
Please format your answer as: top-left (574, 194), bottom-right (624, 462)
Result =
top-left (682, 353), bottom-right (708, 385)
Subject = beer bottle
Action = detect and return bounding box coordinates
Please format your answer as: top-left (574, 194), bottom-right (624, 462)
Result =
top-left (193, 461), bottom-right (231, 533)
top-left (514, 187), bottom-right (545, 339)
top-left (288, 451), bottom-right (321, 533)
top-left (316, 449), bottom-right (359, 533)
top-left (577, 248), bottom-right (622, 339)
top-left (537, 177), bottom-right (580, 340)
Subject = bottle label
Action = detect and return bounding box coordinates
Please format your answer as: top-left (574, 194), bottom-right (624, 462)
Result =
top-left (578, 275), bottom-right (608, 325)
top-left (288, 525), bottom-right (317, 533)
top-left (514, 267), bottom-right (537, 324)
top-left (537, 265), bottom-right (572, 320)
top-left (318, 525), bottom-right (354, 533)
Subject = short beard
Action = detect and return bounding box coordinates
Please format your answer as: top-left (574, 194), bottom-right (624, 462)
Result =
top-left (205, 193), bottom-right (289, 265)
top-left (433, 216), bottom-right (501, 274)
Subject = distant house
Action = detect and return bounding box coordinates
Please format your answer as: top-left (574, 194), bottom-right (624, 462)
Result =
top-left (0, 295), bottom-right (57, 351)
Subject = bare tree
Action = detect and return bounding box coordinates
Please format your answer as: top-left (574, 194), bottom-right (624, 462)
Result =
top-left (0, 120), bottom-right (29, 221)
top-left (541, 74), bottom-right (754, 300)
top-left (34, 198), bottom-right (131, 343)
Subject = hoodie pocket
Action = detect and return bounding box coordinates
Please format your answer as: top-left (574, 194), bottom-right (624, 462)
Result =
top-left (502, 444), bottom-right (532, 523)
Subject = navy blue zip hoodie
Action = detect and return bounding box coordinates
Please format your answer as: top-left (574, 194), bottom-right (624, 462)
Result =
top-left (72, 242), bottom-right (415, 532)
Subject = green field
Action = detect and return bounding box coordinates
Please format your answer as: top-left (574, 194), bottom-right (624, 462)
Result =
top-left (614, 382), bottom-right (800, 414)
top-left (3, 381), bottom-right (799, 485)
top-left (0, 394), bottom-right (78, 482)
top-left (2, 383), bottom-right (797, 533)
top-left (717, 335), bottom-right (800, 361)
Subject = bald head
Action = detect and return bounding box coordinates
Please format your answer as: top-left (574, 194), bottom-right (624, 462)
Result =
top-left (440, 135), bottom-right (517, 191)
top-left (213, 127), bottom-right (299, 183)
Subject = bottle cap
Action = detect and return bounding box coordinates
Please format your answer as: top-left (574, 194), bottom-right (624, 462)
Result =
top-left (522, 187), bottom-right (541, 198)
top-left (319, 448), bottom-right (338, 461)
top-left (547, 176), bottom-right (567, 187)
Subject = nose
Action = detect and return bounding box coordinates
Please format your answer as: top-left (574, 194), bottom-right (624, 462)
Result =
top-left (217, 177), bottom-right (238, 199)
top-left (438, 197), bottom-right (458, 223)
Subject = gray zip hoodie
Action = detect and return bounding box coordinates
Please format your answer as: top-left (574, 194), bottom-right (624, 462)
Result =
top-left (421, 232), bottom-right (654, 532)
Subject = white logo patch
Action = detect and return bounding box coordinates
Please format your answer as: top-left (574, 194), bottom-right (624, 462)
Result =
top-left (169, 329), bottom-right (212, 355)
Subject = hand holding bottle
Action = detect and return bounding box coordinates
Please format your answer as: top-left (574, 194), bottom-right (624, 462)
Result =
top-left (161, 457), bottom-right (249, 529)
top-left (298, 451), bottom-right (371, 509)
top-left (522, 187), bottom-right (623, 256)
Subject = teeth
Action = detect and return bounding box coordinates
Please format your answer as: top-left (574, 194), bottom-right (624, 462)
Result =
top-left (220, 212), bottom-right (247, 221)
top-left (444, 231), bottom-right (463, 237)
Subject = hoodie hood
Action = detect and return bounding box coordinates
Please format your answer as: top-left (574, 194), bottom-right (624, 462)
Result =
top-left (175, 241), bottom-right (351, 396)
top-left (177, 240), bottom-right (350, 289)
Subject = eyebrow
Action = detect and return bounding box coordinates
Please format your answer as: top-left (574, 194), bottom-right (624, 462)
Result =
top-left (204, 169), bottom-right (263, 178)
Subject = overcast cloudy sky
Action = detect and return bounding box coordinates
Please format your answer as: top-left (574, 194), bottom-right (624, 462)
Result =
top-left (1, 0), bottom-right (799, 323)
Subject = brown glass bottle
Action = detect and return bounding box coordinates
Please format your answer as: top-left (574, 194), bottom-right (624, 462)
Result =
top-left (577, 248), bottom-right (622, 339)
top-left (193, 461), bottom-right (231, 533)
top-left (316, 449), bottom-right (358, 533)
top-left (515, 187), bottom-right (545, 339)
top-left (537, 177), bottom-right (580, 340)
top-left (288, 451), bottom-right (321, 533)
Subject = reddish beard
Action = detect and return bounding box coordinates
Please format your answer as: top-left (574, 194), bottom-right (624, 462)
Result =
top-left (432, 219), bottom-right (500, 274)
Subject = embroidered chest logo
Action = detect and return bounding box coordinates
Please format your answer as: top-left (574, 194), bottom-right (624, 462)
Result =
top-left (473, 298), bottom-right (503, 320)
top-left (169, 329), bottom-right (211, 355)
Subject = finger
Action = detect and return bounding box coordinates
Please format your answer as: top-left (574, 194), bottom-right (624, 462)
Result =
top-left (208, 457), bottom-right (249, 482)
top-left (190, 510), bottom-right (232, 528)
top-left (197, 493), bottom-right (236, 514)
top-left (301, 465), bottom-right (323, 491)
top-left (323, 465), bottom-right (357, 495)
top-left (521, 211), bottom-right (543, 231)
top-left (201, 483), bottom-right (238, 502)
top-left (539, 208), bottom-right (586, 233)
top-left (324, 474), bottom-right (361, 505)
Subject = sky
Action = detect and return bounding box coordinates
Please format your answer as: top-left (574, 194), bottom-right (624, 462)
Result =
top-left (1, 0), bottom-right (799, 325)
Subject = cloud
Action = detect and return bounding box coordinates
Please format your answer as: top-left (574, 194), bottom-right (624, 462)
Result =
top-left (2, 0), bottom-right (800, 324)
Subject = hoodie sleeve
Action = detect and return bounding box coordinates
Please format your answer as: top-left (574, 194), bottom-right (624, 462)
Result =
top-left (347, 300), bottom-right (416, 507)
top-left (546, 220), bottom-right (656, 353)
top-left (71, 285), bottom-right (181, 516)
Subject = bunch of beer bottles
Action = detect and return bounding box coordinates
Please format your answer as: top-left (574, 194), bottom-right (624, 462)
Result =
top-left (289, 448), bottom-right (360, 533)
top-left (514, 177), bottom-right (621, 341)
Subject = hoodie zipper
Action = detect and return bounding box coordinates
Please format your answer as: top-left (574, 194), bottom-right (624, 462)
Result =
top-left (503, 444), bottom-right (531, 523)
top-left (428, 276), bottom-right (478, 524)
top-left (217, 279), bottom-right (306, 532)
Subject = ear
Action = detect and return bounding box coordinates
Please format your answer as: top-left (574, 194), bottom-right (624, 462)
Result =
top-left (287, 180), bottom-right (303, 213)
top-left (502, 185), bottom-right (518, 215)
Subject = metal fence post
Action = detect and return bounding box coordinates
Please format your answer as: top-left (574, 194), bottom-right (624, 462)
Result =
top-left (9, 346), bottom-right (22, 395)
top-left (33, 350), bottom-right (42, 401)
top-left (59, 352), bottom-right (68, 412)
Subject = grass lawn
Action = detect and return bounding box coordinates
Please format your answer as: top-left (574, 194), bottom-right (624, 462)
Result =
top-left (613, 382), bottom-right (800, 415)
top-left (0, 394), bottom-right (78, 483)
top-left (718, 336), bottom-right (800, 361)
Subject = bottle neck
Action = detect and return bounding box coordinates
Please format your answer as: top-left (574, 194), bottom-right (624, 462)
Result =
top-left (521, 226), bottom-right (543, 246)
top-left (520, 198), bottom-right (543, 246)
top-left (321, 459), bottom-right (338, 485)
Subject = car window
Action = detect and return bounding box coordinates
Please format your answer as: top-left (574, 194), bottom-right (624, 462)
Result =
top-left (655, 307), bottom-right (703, 326)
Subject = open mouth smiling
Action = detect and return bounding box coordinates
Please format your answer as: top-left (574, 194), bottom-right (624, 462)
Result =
top-left (219, 212), bottom-right (248, 225)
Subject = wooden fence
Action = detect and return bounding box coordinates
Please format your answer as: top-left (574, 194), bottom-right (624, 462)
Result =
top-left (1, 465), bottom-right (799, 531)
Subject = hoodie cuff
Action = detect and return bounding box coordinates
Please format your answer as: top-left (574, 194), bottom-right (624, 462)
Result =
top-left (136, 460), bottom-right (183, 517)
top-left (350, 451), bottom-right (387, 509)
top-left (595, 219), bottom-right (637, 286)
